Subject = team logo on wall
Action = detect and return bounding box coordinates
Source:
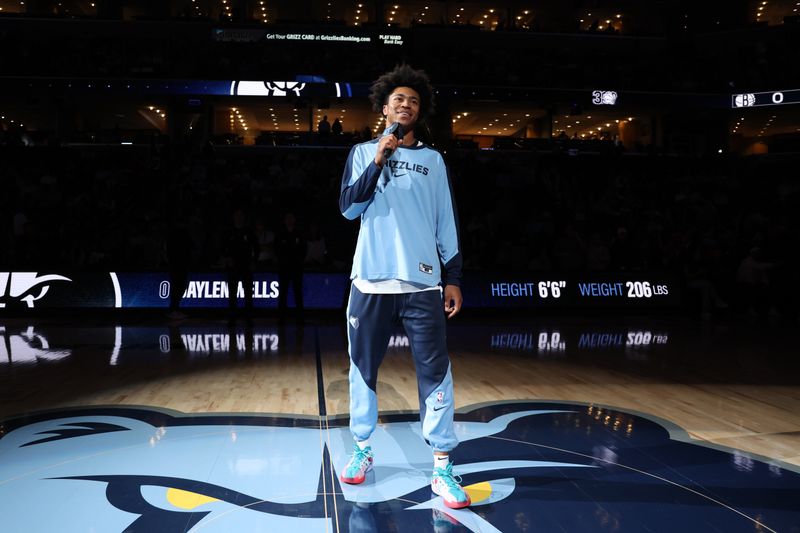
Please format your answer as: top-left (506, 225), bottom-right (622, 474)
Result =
top-left (230, 81), bottom-right (307, 96)
top-left (0, 402), bottom-right (794, 531)
top-left (733, 93), bottom-right (756, 107)
top-left (0, 272), bottom-right (121, 308)
top-left (0, 272), bottom-right (71, 308)
top-left (591, 90), bottom-right (618, 105)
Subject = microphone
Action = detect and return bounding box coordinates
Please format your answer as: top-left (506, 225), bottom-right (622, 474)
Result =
top-left (382, 122), bottom-right (405, 162)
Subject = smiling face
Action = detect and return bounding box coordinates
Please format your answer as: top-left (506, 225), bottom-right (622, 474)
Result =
top-left (382, 86), bottom-right (421, 133)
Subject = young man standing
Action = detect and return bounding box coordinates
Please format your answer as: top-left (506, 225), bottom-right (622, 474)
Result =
top-left (338, 65), bottom-right (469, 509)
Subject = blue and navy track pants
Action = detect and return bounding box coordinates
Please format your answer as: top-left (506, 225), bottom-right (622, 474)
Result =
top-left (346, 284), bottom-right (458, 452)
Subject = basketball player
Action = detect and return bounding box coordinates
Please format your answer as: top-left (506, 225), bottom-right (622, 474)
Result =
top-left (338, 65), bottom-right (469, 509)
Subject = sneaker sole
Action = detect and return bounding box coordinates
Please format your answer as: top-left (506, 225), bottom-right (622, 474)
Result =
top-left (340, 463), bottom-right (372, 484)
top-left (432, 485), bottom-right (472, 509)
top-left (441, 497), bottom-right (471, 509)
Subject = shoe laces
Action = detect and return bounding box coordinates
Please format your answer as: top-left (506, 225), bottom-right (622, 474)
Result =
top-left (351, 445), bottom-right (371, 466)
top-left (434, 463), bottom-right (463, 491)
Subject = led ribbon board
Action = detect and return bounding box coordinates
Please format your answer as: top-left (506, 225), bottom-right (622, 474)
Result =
top-left (0, 273), bottom-right (681, 309)
top-left (213, 28), bottom-right (404, 46)
top-left (732, 89), bottom-right (800, 108)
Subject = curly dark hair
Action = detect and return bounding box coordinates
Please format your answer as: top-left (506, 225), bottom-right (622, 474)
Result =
top-left (369, 64), bottom-right (435, 122)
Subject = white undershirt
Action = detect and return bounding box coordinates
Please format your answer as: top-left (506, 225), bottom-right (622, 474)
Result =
top-left (353, 278), bottom-right (441, 294)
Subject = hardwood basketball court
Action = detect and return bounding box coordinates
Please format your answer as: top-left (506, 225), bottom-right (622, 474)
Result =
top-left (1, 315), bottom-right (798, 531)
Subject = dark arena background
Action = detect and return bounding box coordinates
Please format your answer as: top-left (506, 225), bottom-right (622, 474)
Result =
top-left (1, 1), bottom-right (800, 532)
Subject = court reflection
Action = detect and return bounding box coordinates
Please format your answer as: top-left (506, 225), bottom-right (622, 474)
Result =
top-left (172, 329), bottom-right (280, 355)
top-left (479, 327), bottom-right (669, 358)
top-left (0, 321), bottom-right (314, 420)
top-left (0, 324), bottom-right (287, 365)
top-left (0, 325), bottom-right (72, 365)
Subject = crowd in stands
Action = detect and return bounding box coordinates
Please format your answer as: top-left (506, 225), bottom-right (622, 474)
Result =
top-left (1, 142), bottom-right (797, 318)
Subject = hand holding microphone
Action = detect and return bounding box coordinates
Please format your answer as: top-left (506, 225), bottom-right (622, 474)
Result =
top-left (376, 122), bottom-right (404, 167)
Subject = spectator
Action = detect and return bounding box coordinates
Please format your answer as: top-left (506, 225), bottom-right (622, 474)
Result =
top-left (275, 211), bottom-right (306, 324)
top-left (166, 216), bottom-right (193, 320)
top-left (736, 247), bottom-right (775, 317)
top-left (318, 115), bottom-right (331, 139)
top-left (224, 208), bottom-right (259, 325)
top-left (305, 221), bottom-right (327, 267)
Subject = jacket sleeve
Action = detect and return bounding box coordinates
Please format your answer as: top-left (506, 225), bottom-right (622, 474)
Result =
top-left (339, 145), bottom-right (383, 220)
top-left (436, 159), bottom-right (463, 287)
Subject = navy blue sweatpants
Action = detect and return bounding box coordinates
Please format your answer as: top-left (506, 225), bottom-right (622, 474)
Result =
top-left (346, 284), bottom-right (458, 452)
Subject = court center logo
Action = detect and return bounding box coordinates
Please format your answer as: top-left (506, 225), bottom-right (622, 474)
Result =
top-left (1, 402), bottom-right (793, 532)
top-left (0, 406), bottom-right (592, 532)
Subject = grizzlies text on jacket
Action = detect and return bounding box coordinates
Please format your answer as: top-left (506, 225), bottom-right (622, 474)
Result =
top-left (339, 139), bottom-right (462, 288)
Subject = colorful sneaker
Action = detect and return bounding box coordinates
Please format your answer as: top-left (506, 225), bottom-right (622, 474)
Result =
top-left (431, 463), bottom-right (471, 509)
top-left (340, 444), bottom-right (373, 484)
